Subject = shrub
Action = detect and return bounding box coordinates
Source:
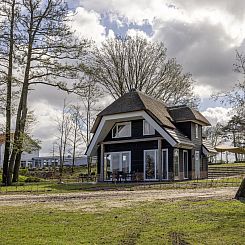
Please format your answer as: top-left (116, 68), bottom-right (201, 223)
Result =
top-left (24, 177), bottom-right (41, 183)
top-left (19, 168), bottom-right (29, 176)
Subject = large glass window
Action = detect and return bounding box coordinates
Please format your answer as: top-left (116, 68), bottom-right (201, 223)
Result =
top-left (112, 122), bottom-right (131, 138)
top-left (143, 120), bottom-right (155, 135)
top-left (104, 152), bottom-right (131, 180)
top-left (183, 150), bottom-right (188, 179)
top-left (144, 150), bottom-right (158, 180)
top-left (162, 149), bottom-right (168, 180)
top-left (173, 149), bottom-right (179, 179)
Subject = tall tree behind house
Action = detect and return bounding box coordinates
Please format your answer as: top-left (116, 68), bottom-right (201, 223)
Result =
top-left (87, 35), bottom-right (199, 107)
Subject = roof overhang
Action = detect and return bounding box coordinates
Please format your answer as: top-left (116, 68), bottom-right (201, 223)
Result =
top-left (86, 110), bottom-right (178, 156)
top-left (202, 145), bottom-right (218, 156)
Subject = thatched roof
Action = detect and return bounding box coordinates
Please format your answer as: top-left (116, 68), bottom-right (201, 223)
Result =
top-left (92, 90), bottom-right (176, 133)
top-left (91, 90), bottom-right (211, 134)
top-left (168, 105), bottom-right (211, 126)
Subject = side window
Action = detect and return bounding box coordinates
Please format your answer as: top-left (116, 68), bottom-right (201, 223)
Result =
top-left (195, 124), bottom-right (199, 138)
top-left (112, 122), bottom-right (131, 138)
top-left (143, 120), bottom-right (155, 135)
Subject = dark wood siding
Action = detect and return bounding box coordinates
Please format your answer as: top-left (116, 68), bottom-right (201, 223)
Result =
top-left (175, 122), bottom-right (192, 139)
top-left (104, 119), bottom-right (161, 142)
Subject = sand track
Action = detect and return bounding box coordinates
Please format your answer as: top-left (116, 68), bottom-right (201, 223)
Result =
top-left (0, 187), bottom-right (237, 208)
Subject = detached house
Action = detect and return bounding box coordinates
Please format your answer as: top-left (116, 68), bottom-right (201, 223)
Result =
top-left (86, 89), bottom-right (211, 182)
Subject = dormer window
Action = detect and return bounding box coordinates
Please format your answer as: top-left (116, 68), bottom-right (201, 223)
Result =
top-left (143, 120), bottom-right (155, 135)
top-left (195, 124), bottom-right (199, 138)
top-left (112, 122), bottom-right (131, 138)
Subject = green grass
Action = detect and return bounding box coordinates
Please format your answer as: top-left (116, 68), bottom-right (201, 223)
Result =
top-left (210, 162), bottom-right (245, 167)
top-left (0, 199), bottom-right (244, 244)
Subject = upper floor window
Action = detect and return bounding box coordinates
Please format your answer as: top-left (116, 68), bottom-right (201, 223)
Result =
top-left (195, 124), bottom-right (199, 138)
top-left (143, 120), bottom-right (155, 135)
top-left (112, 122), bottom-right (131, 138)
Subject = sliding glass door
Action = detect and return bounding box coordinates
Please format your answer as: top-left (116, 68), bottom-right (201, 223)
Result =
top-left (144, 150), bottom-right (158, 180)
top-left (162, 149), bottom-right (168, 180)
top-left (183, 150), bottom-right (188, 179)
top-left (104, 151), bottom-right (131, 180)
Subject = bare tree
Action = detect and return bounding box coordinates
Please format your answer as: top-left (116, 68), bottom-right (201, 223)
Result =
top-left (222, 115), bottom-right (245, 162)
top-left (68, 104), bottom-right (84, 174)
top-left (87, 36), bottom-right (198, 106)
top-left (75, 79), bottom-right (104, 174)
top-left (214, 51), bottom-right (245, 119)
top-left (56, 100), bottom-right (72, 181)
top-left (4, 0), bottom-right (89, 185)
top-left (0, 0), bottom-right (20, 184)
top-left (204, 123), bottom-right (225, 147)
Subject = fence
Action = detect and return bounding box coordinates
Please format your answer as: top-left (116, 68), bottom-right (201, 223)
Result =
top-left (0, 175), bottom-right (243, 194)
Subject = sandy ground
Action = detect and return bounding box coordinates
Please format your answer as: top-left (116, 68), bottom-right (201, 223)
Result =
top-left (0, 187), bottom-right (237, 212)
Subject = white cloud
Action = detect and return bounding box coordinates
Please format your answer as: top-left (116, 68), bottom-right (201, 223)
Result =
top-left (202, 107), bottom-right (233, 125)
top-left (30, 101), bottom-right (60, 156)
top-left (193, 84), bottom-right (219, 99)
top-left (126, 29), bottom-right (149, 39)
top-left (70, 7), bottom-right (107, 43)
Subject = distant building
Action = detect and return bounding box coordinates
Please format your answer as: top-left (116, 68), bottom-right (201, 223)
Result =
top-left (0, 133), bottom-right (40, 168)
top-left (22, 155), bottom-right (88, 168)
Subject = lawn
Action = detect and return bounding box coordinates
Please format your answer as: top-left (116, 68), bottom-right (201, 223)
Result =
top-left (0, 198), bottom-right (244, 244)
top-left (210, 162), bottom-right (245, 167)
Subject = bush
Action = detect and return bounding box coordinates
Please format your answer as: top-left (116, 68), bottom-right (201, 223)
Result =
top-left (24, 177), bottom-right (41, 183)
top-left (19, 168), bottom-right (29, 176)
top-left (18, 175), bottom-right (28, 182)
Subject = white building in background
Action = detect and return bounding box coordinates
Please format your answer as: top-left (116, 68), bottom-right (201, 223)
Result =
top-left (23, 155), bottom-right (88, 169)
top-left (0, 134), bottom-right (88, 169)
top-left (0, 134), bottom-right (40, 168)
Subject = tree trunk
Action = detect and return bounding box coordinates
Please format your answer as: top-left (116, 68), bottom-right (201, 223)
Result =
top-left (2, 0), bottom-right (16, 185)
top-left (7, 91), bottom-right (24, 185)
top-left (72, 116), bottom-right (78, 174)
top-left (8, 39), bottom-right (32, 185)
top-left (235, 178), bottom-right (245, 200)
top-left (12, 151), bottom-right (22, 182)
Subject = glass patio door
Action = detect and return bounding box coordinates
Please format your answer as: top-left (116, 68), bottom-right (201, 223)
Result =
top-left (162, 149), bottom-right (168, 180)
top-left (104, 152), bottom-right (131, 180)
top-left (144, 150), bottom-right (158, 180)
top-left (183, 150), bottom-right (188, 179)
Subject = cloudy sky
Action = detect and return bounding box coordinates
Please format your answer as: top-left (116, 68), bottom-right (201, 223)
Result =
top-left (28, 0), bottom-right (244, 155)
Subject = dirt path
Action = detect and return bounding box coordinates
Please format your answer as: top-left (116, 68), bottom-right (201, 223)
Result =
top-left (0, 187), bottom-right (237, 210)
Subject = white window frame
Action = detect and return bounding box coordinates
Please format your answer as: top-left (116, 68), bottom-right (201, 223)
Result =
top-left (183, 150), bottom-right (188, 179)
top-left (112, 121), bottom-right (131, 138)
top-left (144, 149), bottom-right (158, 181)
top-left (143, 120), bottom-right (155, 136)
top-left (162, 149), bottom-right (169, 180)
top-left (195, 124), bottom-right (199, 138)
top-left (104, 151), bottom-right (131, 181)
